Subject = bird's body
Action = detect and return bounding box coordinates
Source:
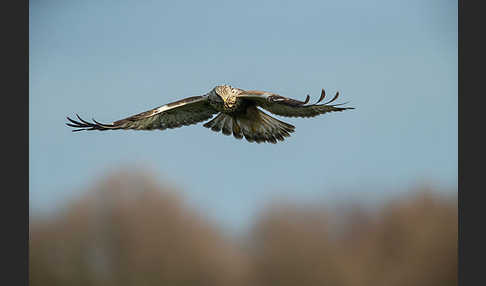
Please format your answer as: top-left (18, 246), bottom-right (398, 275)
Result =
top-left (207, 85), bottom-right (244, 113)
top-left (67, 85), bottom-right (354, 143)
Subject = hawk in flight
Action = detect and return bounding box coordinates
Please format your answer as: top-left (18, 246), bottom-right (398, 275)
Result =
top-left (66, 85), bottom-right (354, 143)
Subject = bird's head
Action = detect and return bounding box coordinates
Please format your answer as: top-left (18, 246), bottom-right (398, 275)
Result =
top-left (212, 85), bottom-right (238, 107)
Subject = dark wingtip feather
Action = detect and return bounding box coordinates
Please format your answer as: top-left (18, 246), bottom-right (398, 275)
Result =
top-left (323, 91), bottom-right (340, 105)
top-left (66, 123), bottom-right (80, 128)
top-left (92, 118), bottom-right (114, 128)
top-left (303, 94), bottom-right (310, 104)
top-left (76, 114), bottom-right (93, 125)
top-left (315, 88), bottom-right (326, 104)
top-left (66, 116), bottom-right (81, 126)
top-left (66, 114), bottom-right (115, 131)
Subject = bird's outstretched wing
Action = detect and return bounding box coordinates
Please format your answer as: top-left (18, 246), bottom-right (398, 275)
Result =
top-left (237, 89), bottom-right (354, 118)
top-left (66, 96), bottom-right (218, 132)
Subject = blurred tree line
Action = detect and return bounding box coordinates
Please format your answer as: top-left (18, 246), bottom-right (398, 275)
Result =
top-left (30, 170), bottom-right (457, 286)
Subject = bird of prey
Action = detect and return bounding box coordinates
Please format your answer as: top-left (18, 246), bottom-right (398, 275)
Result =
top-left (66, 85), bottom-right (354, 143)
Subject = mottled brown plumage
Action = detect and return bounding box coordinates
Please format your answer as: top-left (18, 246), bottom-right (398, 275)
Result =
top-left (66, 85), bottom-right (354, 143)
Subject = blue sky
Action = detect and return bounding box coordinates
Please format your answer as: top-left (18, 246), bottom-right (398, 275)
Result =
top-left (30, 0), bottom-right (457, 230)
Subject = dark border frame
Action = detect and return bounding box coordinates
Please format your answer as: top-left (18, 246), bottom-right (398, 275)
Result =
top-left (3, 0), bottom-right (28, 285)
top-left (458, 0), bottom-right (482, 285)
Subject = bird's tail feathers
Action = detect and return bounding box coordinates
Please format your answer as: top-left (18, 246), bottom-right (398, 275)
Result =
top-left (203, 107), bottom-right (295, 143)
top-left (203, 113), bottom-right (234, 136)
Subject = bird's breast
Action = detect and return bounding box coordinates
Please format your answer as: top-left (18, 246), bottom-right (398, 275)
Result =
top-left (223, 96), bottom-right (239, 112)
top-left (209, 96), bottom-right (243, 113)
